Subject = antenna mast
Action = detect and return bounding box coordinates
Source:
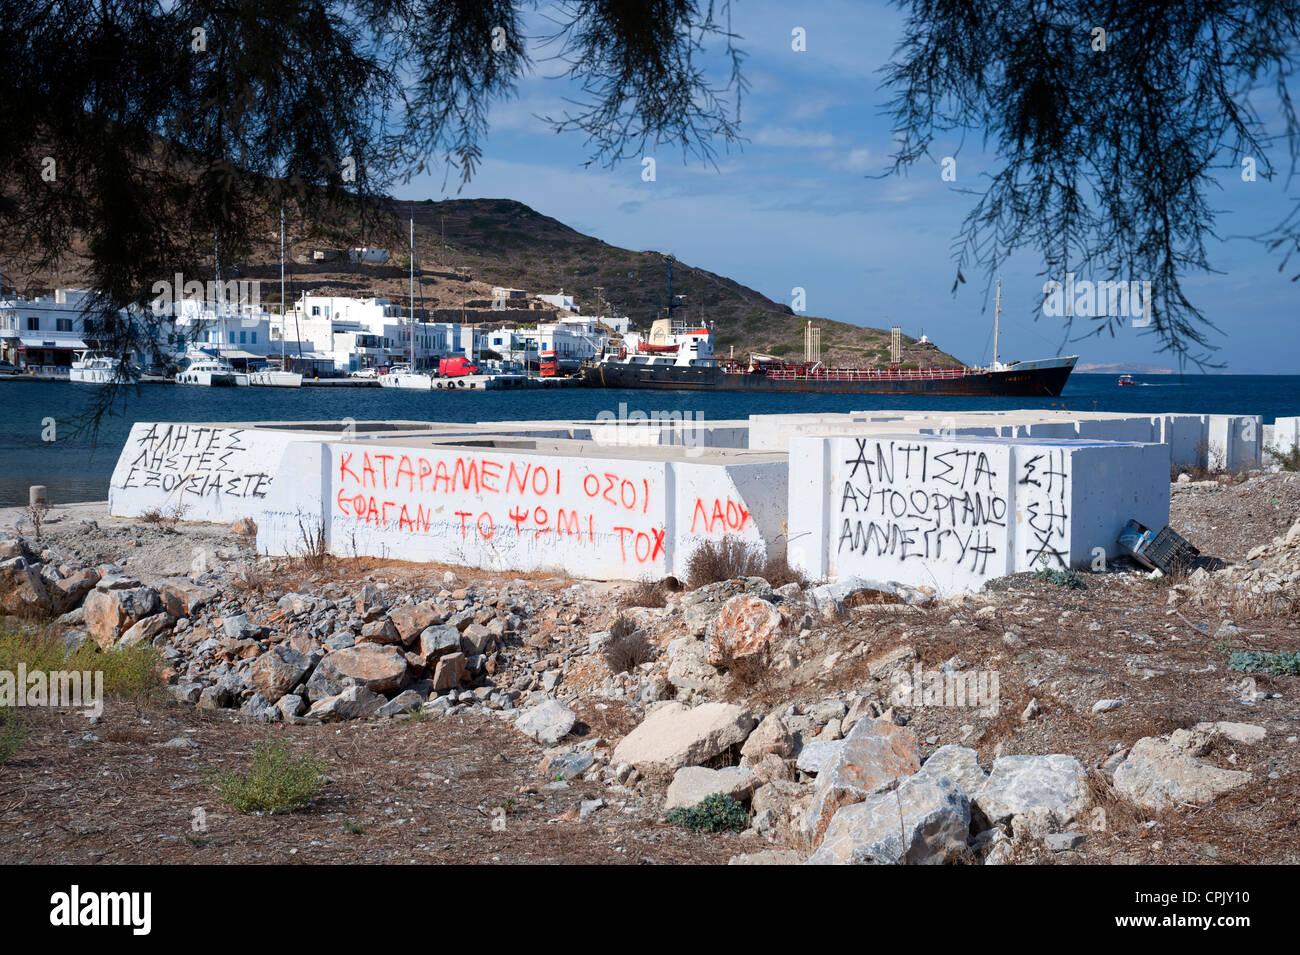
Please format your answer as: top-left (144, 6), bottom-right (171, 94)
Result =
top-left (993, 276), bottom-right (1001, 370)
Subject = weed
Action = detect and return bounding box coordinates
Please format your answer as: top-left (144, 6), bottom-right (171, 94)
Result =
top-left (1228, 650), bottom-right (1300, 676)
top-left (602, 616), bottom-right (654, 674)
top-left (622, 577), bottom-right (668, 609)
top-left (0, 707), bottom-right (30, 764)
top-left (667, 793), bottom-right (749, 832)
top-left (215, 738), bottom-right (328, 813)
top-left (1031, 556), bottom-right (1083, 589)
top-left (342, 820), bottom-right (365, 835)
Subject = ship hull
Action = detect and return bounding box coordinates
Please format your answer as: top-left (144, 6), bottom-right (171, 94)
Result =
top-left (582, 357), bottom-right (1076, 397)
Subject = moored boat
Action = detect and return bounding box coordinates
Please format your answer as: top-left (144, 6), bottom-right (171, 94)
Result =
top-left (70, 351), bottom-right (136, 385)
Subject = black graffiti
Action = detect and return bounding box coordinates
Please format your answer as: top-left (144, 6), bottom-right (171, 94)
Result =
top-left (839, 481), bottom-right (1006, 529)
top-left (1019, 449), bottom-right (1070, 568)
top-left (838, 519), bottom-right (999, 574)
top-left (844, 438), bottom-right (998, 491)
top-left (119, 425), bottom-right (270, 500)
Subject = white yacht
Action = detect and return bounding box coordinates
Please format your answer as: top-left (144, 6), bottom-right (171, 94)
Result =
top-left (174, 350), bottom-right (249, 387)
top-left (248, 361), bottom-right (303, 388)
top-left (70, 351), bottom-right (135, 384)
top-left (377, 362), bottom-right (435, 389)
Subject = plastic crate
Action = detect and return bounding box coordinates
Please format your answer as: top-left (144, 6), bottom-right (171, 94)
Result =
top-left (1143, 526), bottom-right (1200, 573)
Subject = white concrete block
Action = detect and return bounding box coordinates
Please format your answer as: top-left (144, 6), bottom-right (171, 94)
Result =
top-left (788, 434), bottom-right (1169, 596)
top-left (108, 422), bottom-right (309, 523)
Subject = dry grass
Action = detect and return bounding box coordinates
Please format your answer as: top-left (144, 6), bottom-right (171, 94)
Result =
top-left (621, 578), bottom-right (669, 609)
top-left (601, 616), bottom-right (654, 674)
top-left (684, 538), bottom-right (807, 590)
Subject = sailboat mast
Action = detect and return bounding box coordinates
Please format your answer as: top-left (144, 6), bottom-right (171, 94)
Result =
top-left (409, 217), bottom-right (415, 367)
top-left (280, 207), bottom-right (286, 365)
top-left (992, 277), bottom-right (1001, 370)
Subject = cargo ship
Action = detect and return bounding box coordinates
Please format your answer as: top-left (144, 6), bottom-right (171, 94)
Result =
top-left (582, 285), bottom-right (1076, 396)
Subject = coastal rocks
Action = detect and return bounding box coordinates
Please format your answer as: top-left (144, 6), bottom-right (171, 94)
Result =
top-left (515, 700), bottom-right (577, 746)
top-left (915, 745), bottom-right (988, 797)
top-left (664, 765), bottom-right (757, 810)
top-left (431, 652), bottom-right (467, 691)
top-left (666, 640), bottom-right (715, 694)
top-left (417, 625), bottom-right (462, 666)
top-left (83, 585), bottom-right (160, 648)
top-left (48, 568), bottom-right (100, 614)
top-left (706, 594), bottom-right (783, 667)
top-left (612, 702), bottom-right (757, 774)
top-left (1113, 732), bottom-right (1254, 811)
top-left (972, 754), bottom-right (1090, 829)
top-left (0, 557), bottom-right (51, 615)
top-left (681, 578), bottom-right (770, 637)
top-left (248, 644), bottom-right (314, 703)
top-left (154, 578), bottom-right (217, 616)
top-left (118, 611), bottom-right (173, 648)
top-left (806, 772), bottom-right (970, 865)
top-left (800, 718), bottom-right (921, 847)
top-left (740, 712), bottom-right (795, 765)
top-left (316, 644), bottom-right (407, 694)
top-left (310, 685), bottom-right (386, 722)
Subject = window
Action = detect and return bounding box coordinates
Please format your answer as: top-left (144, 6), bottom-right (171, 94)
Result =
top-left (251, 332), bottom-right (257, 344)
top-left (311, 306), bottom-right (320, 316)
top-left (26, 316), bottom-right (39, 330)
top-left (229, 331), bottom-right (235, 343)
top-left (239, 331), bottom-right (246, 344)
top-left (56, 318), bottom-right (73, 332)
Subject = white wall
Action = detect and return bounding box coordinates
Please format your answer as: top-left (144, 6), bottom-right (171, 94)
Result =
top-left (788, 434), bottom-right (1170, 596)
top-left (256, 440), bottom-right (787, 581)
top-left (107, 423), bottom-right (309, 523)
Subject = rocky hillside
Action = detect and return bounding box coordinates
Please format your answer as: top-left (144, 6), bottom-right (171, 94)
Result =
top-left (4, 195), bottom-right (963, 368)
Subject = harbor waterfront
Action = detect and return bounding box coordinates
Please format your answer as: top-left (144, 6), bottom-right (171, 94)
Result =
top-left (2, 373), bottom-right (1299, 508)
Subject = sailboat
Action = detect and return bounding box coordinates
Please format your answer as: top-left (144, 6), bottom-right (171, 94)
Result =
top-left (174, 233), bottom-right (252, 387)
top-left (378, 217), bottom-right (437, 390)
top-left (249, 209), bottom-right (303, 387)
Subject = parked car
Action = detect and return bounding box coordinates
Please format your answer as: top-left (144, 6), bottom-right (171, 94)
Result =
top-left (350, 367), bottom-right (379, 378)
top-left (0, 360), bottom-right (20, 376)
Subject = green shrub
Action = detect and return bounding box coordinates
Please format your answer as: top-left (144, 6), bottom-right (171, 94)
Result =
top-left (215, 738), bottom-right (328, 813)
top-left (0, 624), bottom-right (166, 703)
top-left (1228, 650), bottom-right (1300, 676)
top-left (1031, 556), bottom-right (1083, 589)
top-left (667, 793), bottom-right (749, 833)
top-left (0, 626), bottom-right (66, 676)
top-left (66, 641), bottom-right (166, 702)
top-left (0, 708), bottom-right (30, 765)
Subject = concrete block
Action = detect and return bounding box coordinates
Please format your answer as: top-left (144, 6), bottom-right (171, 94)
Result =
top-left (788, 433), bottom-right (1169, 595)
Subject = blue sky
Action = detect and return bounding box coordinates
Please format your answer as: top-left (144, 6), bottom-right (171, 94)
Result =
top-left (397, 1), bottom-right (1299, 374)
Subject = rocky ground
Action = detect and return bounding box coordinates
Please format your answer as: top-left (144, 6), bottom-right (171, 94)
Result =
top-left (1, 472), bottom-right (1298, 865)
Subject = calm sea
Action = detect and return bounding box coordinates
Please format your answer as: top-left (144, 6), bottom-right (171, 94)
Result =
top-left (2, 373), bottom-right (1298, 507)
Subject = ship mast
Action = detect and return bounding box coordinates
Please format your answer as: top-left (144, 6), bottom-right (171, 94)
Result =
top-left (409, 217), bottom-right (415, 368)
top-left (279, 207), bottom-right (285, 367)
top-left (992, 276), bottom-right (1001, 370)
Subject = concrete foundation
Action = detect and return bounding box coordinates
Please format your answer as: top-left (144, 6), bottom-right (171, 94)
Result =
top-left (105, 405), bottom-right (1259, 589)
top-left (787, 434), bottom-right (1170, 596)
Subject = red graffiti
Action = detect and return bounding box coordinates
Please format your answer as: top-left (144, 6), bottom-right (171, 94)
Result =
top-left (613, 526), bottom-right (667, 563)
top-left (690, 497), bottom-right (751, 534)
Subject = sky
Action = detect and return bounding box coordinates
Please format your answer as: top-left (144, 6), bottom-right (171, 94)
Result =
top-left (396, 1), bottom-right (1300, 374)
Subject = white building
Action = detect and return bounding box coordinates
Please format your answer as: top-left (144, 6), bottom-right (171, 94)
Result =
top-left (484, 318), bottom-right (610, 370)
top-left (0, 289), bottom-right (177, 375)
top-left (275, 294), bottom-right (478, 374)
